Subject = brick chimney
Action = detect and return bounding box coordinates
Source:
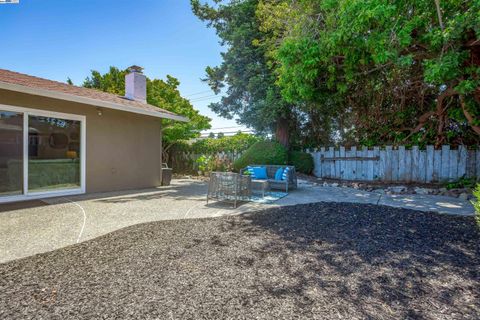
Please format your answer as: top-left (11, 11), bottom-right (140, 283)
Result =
top-left (125, 65), bottom-right (146, 103)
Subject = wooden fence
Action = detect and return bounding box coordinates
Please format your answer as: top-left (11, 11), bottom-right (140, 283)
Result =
top-left (308, 145), bottom-right (480, 183)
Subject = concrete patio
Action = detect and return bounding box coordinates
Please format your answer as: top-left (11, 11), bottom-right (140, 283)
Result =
top-left (0, 178), bottom-right (475, 263)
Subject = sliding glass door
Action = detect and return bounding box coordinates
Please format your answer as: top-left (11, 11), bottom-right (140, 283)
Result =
top-left (28, 115), bottom-right (81, 192)
top-left (0, 111), bottom-right (23, 196)
top-left (0, 105), bottom-right (85, 202)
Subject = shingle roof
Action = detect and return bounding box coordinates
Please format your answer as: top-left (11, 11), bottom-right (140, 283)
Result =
top-left (0, 69), bottom-right (187, 121)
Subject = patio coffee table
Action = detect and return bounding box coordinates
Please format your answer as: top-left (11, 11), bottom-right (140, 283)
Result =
top-left (251, 179), bottom-right (269, 198)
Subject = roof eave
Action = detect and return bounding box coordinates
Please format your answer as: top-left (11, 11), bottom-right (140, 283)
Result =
top-left (0, 81), bottom-right (189, 122)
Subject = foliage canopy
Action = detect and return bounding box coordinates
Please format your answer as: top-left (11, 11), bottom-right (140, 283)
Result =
top-left (257, 0), bottom-right (480, 146)
top-left (193, 0), bottom-right (480, 148)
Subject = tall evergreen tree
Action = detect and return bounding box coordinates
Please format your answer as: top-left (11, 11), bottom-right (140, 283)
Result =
top-left (191, 0), bottom-right (295, 147)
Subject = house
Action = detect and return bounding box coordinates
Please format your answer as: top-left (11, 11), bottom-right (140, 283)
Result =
top-left (0, 66), bottom-right (187, 203)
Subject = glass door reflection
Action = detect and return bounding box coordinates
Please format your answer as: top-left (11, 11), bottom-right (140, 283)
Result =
top-left (28, 115), bottom-right (81, 192)
top-left (0, 111), bottom-right (23, 197)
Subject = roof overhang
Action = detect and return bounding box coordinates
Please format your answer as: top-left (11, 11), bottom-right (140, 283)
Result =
top-left (0, 81), bottom-right (189, 122)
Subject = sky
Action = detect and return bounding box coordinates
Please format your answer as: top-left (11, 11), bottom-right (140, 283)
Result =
top-left (0, 0), bottom-right (246, 134)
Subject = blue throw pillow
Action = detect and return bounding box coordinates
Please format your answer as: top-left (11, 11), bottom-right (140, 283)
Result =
top-left (274, 168), bottom-right (284, 180)
top-left (282, 167), bottom-right (290, 180)
top-left (246, 166), bottom-right (256, 179)
top-left (253, 166), bottom-right (267, 179)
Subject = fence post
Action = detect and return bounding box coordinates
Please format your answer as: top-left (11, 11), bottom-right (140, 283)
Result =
top-left (373, 146), bottom-right (380, 180)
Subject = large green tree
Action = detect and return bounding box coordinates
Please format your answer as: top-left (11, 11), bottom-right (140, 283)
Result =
top-left (191, 0), bottom-right (296, 147)
top-left (258, 0), bottom-right (480, 146)
top-left (82, 66), bottom-right (211, 161)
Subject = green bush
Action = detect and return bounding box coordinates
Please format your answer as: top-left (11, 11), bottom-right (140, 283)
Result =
top-left (234, 141), bottom-right (287, 171)
top-left (445, 177), bottom-right (476, 190)
top-left (288, 151), bottom-right (314, 174)
top-left (191, 133), bottom-right (261, 154)
top-left (473, 184), bottom-right (480, 227)
top-left (195, 155), bottom-right (214, 175)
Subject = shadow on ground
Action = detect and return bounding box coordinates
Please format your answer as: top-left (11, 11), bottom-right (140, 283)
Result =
top-left (237, 202), bottom-right (480, 318)
top-left (0, 202), bottom-right (478, 319)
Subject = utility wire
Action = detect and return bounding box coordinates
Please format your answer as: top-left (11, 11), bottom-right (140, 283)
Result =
top-left (184, 90), bottom-right (212, 97)
top-left (189, 94), bottom-right (219, 101)
top-left (209, 126), bottom-right (245, 130)
top-left (189, 95), bottom-right (222, 103)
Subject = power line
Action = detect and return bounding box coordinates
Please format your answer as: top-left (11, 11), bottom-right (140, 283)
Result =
top-left (184, 90), bottom-right (212, 97)
top-left (208, 126), bottom-right (246, 130)
top-left (201, 130), bottom-right (255, 136)
top-left (189, 95), bottom-right (222, 103)
top-left (189, 94), bottom-right (219, 100)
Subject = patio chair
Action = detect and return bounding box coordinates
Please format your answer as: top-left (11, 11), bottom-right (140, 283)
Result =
top-left (240, 165), bottom-right (297, 193)
top-left (207, 172), bottom-right (251, 208)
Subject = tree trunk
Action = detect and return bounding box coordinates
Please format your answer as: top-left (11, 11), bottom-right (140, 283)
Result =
top-left (275, 117), bottom-right (289, 148)
top-left (434, 0), bottom-right (444, 31)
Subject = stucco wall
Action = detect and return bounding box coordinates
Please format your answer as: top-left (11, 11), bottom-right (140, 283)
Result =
top-left (0, 89), bottom-right (162, 193)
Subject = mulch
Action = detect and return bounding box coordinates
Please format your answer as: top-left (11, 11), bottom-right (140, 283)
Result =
top-left (1, 202), bottom-right (479, 319)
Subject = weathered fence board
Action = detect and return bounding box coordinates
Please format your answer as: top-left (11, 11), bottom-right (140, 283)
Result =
top-left (426, 146), bottom-right (434, 183)
top-left (309, 145), bottom-right (480, 183)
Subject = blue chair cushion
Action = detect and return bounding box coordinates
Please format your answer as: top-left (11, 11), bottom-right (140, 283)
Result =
top-left (282, 167), bottom-right (290, 180)
top-left (274, 168), bottom-right (284, 180)
top-left (253, 166), bottom-right (267, 179)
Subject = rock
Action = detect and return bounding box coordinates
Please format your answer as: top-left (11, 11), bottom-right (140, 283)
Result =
top-left (439, 187), bottom-right (448, 193)
top-left (458, 193), bottom-right (469, 200)
top-left (389, 186), bottom-right (407, 193)
top-left (414, 187), bottom-right (432, 195)
top-left (331, 183), bottom-right (339, 187)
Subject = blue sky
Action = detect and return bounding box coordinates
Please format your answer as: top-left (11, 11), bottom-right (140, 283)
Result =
top-left (0, 0), bottom-right (244, 132)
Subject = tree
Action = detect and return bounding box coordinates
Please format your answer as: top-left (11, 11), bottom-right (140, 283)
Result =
top-left (258, 0), bottom-right (480, 146)
top-left (208, 132), bottom-right (216, 138)
top-left (83, 66), bottom-right (211, 161)
top-left (191, 0), bottom-right (295, 147)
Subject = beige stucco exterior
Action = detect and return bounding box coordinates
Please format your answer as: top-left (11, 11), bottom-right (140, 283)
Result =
top-left (0, 88), bottom-right (163, 193)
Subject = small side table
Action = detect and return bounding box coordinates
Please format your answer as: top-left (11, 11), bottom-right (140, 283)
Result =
top-left (251, 179), bottom-right (269, 198)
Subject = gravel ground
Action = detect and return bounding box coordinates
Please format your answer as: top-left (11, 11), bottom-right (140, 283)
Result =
top-left (1, 202), bottom-right (479, 320)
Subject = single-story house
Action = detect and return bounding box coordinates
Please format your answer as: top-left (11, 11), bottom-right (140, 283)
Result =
top-left (0, 66), bottom-right (187, 203)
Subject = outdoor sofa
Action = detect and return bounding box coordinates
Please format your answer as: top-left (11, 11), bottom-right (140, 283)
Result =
top-left (240, 164), bottom-right (298, 193)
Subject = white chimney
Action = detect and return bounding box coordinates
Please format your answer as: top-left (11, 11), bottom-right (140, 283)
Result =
top-left (125, 65), bottom-right (147, 103)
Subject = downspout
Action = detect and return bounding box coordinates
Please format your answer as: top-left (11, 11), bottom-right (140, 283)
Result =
top-left (159, 120), bottom-right (163, 185)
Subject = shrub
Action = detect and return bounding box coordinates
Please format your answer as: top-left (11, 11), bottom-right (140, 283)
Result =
top-left (195, 155), bottom-right (214, 175)
top-left (445, 177), bottom-right (476, 190)
top-left (191, 133), bottom-right (261, 154)
top-left (233, 141), bottom-right (287, 171)
top-left (473, 184), bottom-right (480, 227)
top-left (288, 151), bottom-right (314, 174)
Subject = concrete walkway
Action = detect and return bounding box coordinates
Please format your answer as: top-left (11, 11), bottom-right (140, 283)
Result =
top-left (277, 180), bottom-right (475, 216)
top-left (0, 178), bottom-right (475, 263)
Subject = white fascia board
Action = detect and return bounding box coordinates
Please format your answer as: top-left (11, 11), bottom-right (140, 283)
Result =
top-left (0, 81), bottom-right (189, 122)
